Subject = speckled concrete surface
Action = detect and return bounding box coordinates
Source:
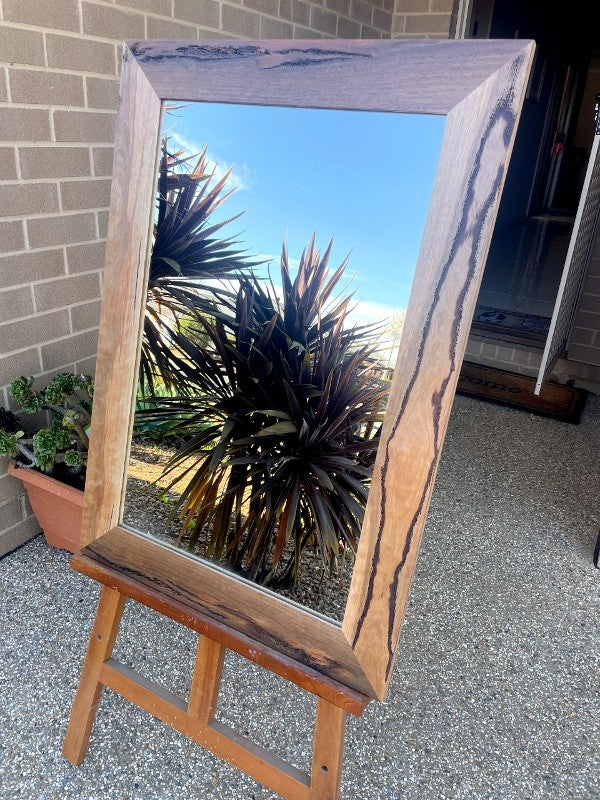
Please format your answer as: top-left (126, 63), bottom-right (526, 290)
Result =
top-left (1, 394), bottom-right (599, 800)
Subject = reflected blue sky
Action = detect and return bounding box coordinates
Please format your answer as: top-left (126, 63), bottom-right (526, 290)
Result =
top-left (163, 101), bottom-right (445, 325)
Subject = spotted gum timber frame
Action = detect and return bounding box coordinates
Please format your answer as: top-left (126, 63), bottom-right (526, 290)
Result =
top-left (74, 36), bottom-right (533, 730)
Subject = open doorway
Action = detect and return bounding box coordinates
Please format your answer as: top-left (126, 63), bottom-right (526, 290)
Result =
top-left (464, 0), bottom-right (600, 345)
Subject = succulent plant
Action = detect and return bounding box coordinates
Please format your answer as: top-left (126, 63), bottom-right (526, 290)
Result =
top-left (0, 373), bottom-right (93, 484)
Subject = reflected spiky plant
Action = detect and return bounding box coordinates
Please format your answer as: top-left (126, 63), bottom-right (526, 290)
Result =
top-left (142, 141), bottom-right (260, 394)
top-left (141, 237), bottom-right (387, 587)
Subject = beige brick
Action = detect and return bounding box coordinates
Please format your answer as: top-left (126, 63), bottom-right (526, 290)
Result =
top-left (326, 0), bottom-right (350, 15)
top-left (41, 329), bottom-right (98, 372)
top-left (146, 16), bottom-right (199, 38)
top-left (0, 69), bottom-right (7, 104)
top-left (81, 2), bottom-right (145, 40)
top-left (92, 147), bottom-right (114, 177)
top-left (350, 0), bottom-right (372, 25)
top-left (404, 13), bottom-right (452, 33)
top-left (290, 0), bottom-right (310, 25)
top-left (0, 221), bottom-right (25, 254)
top-left (0, 497), bottom-right (23, 529)
top-left (53, 111), bottom-right (116, 144)
top-left (46, 33), bottom-right (117, 75)
top-left (0, 27), bottom-right (45, 67)
top-left (0, 497), bottom-right (23, 530)
top-left (261, 17), bottom-right (294, 37)
top-left (0, 310), bottom-right (70, 355)
top-left (0, 183), bottom-right (59, 216)
top-left (97, 210), bottom-right (109, 238)
top-left (511, 347), bottom-right (531, 366)
top-left (0, 148), bottom-right (17, 180)
top-left (244, 0), bottom-right (279, 15)
top-left (0, 472), bottom-right (29, 505)
top-left (0, 515), bottom-right (41, 554)
top-left (71, 299), bottom-right (101, 332)
top-left (279, 0), bottom-right (292, 18)
top-left (361, 24), bottom-right (381, 37)
top-left (392, 14), bottom-right (406, 33)
top-left (310, 6), bottom-right (337, 34)
top-left (570, 327), bottom-right (594, 346)
top-left (222, 5), bottom-right (261, 36)
top-left (66, 241), bottom-right (106, 274)
top-left (27, 213), bottom-right (96, 249)
top-left (293, 25), bottom-right (322, 38)
top-left (337, 17), bottom-right (361, 37)
top-left (34, 272), bottom-right (101, 312)
top-left (0, 346), bottom-right (42, 385)
top-left (574, 310), bottom-right (600, 329)
top-left (0, 287), bottom-right (34, 323)
top-left (432, 0), bottom-right (454, 10)
top-left (122, 0), bottom-right (172, 12)
top-left (583, 275), bottom-right (600, 295)
top-left (0, 108), bottom-right (51, 142)
top-left (8, 69), bottom-right (85, 107)
top-left (576, 292), bottom-right (600, 313)
top-left (19, 146), bottom-right (91, 179)
top-left (566, 342), bottom-right (600, 364)
top-left (395, 0), bottom-right (428, 10)
top-left (2, 0), bottom-right (81, 31)
top-left (60, 179), bottom-right (111, 212)
top-left (84, 76), bottom-right (119, 110)
top-left (0, 248), bottom-right (65, 290)
top-left (75, 354), bottom-right (97, 375)
top-left (372, 6), bottom-right (392, 30)
top-left (174, 0), bottom-right (221, 27)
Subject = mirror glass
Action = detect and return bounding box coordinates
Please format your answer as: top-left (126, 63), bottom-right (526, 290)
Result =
top-left (122, 101), bottom-right (445, 622)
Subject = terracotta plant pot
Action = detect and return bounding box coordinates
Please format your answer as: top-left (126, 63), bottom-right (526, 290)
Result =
top-left (8, 461), bottom-right (83, 553)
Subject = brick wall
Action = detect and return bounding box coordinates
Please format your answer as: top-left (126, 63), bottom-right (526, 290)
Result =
top-left (392, 0), bottom-right (457, 39)
top-left (0, 0), bottom-right (392, 555)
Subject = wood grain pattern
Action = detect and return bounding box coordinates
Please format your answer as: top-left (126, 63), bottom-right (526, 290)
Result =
top-left (71, 553), bottom-right (370, 715)
top-left (188, 637), bottom-right (225, 722)
top-left (310, 699), bottom-right (347, 800)
top-left (80, 39), bottom-right (534, 704)
top-left (343, 44), bottom-right (535, 698)
top-left (129, 38), bottom-right (527, 116)
top-left (62, 587), bottom-right (126, 765)
top-left (80, 50), bottom-right (162, 549)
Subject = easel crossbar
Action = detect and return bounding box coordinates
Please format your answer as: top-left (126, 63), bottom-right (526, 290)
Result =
top-left (99, 658), bottom-right (312, 798)
top-left (64, 574), bottom-right (355, 799)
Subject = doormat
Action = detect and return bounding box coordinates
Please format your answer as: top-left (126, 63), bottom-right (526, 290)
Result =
top-left (457, 362), bottom-right (586, 423)
top-left (473, 305), bottom-right (551, 337)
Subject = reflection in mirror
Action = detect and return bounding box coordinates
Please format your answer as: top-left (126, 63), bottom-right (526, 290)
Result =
top-left (122, 101), bottom-right (445, 622)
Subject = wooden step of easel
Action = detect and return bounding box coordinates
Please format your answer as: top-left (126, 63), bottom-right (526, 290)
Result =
top-left (63, 556), bottom-right (370, 800)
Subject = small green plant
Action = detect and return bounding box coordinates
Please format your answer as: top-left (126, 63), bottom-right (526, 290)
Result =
top-left (0, 373), bottom-right (93, 485)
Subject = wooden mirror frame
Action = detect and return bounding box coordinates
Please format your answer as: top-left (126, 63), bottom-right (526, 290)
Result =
top-left (79, 38), bottom-right (533, 702)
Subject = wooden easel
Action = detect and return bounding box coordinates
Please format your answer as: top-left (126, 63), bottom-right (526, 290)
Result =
top-left (63, 556), bottom-right (370, 800)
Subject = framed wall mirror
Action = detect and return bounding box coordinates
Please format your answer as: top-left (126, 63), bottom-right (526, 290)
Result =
top-left (80, 39), bottom-right (534, 702)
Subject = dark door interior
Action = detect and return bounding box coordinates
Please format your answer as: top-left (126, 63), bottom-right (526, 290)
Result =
top-left (469, 0), bottom-right (600, 343)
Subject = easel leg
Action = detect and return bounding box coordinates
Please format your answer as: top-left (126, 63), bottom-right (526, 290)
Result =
top-left (63, 586), bottom-right (126, 765)
top-left (310, 697), bottom-right (347, 800)
top-left (188, 635), bottom-right (226, 722)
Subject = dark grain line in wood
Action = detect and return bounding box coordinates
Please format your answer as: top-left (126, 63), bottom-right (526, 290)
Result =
top-left (71, 553), bottom-right (370, 715)
top-left (351, 58), bottom-right (524, 680)
top-left (79, 39), bottom-right (534, 707)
